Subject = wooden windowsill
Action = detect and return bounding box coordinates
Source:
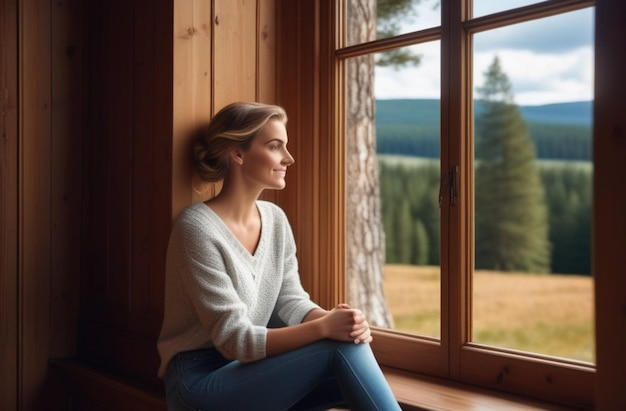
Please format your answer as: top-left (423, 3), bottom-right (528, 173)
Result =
top-left (382, 367), bottom-right (582, 411)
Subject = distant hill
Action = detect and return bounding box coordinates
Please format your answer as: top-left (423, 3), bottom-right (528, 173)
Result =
top-left (376, 99), bottom-right (441, 125)
top-left (376, 99), bottom-right (592, 127)
top-left (375, 99), bottom-right (592, 161)
top-left (518, 101), bottom-right (592, 126)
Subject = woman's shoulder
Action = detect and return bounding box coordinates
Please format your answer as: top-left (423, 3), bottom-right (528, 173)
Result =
top-left (176, 201), bottom-right (211, 220)
top-left (172, 202), bottom-right (220, 232)
top-left (171, 202), bottom-right (230, 246)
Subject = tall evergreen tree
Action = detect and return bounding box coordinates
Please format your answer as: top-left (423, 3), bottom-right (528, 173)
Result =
top-left (474, 57), bottom-right (551, 273)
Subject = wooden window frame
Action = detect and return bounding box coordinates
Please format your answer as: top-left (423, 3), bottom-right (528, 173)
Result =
top-left (299, 0), bottom-right (596, 408)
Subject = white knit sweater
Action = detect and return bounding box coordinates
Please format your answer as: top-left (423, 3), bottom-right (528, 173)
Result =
top-left (157, 201), bottom-right (320, 378)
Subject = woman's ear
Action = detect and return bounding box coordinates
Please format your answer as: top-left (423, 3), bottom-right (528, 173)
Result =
top-left (230, 148), bottom-right (245, 165)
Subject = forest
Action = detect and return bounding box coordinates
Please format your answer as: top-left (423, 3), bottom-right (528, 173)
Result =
top-left (376, 98), bottom-right (592, 275)
top-left (376, 99), bottom-right (592, 160)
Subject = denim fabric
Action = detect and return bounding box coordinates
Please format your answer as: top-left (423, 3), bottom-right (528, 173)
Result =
top-left (164, 339), bottom-right (401, 411)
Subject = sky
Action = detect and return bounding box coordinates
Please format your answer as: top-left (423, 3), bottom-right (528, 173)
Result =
top-left (374, 1), bottom-right (595, 106)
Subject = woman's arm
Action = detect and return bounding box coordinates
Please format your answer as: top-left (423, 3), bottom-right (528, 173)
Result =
top-left (265, 305), bottom-right (373, 357)
top-left (267, 206), bottom-right (372, 356)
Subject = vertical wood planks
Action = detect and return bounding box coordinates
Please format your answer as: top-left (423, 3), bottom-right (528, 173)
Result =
top-left (105, 0), bottom-right (134, 313)
top-left (174, 0), bottom-right (214, 207)
top-left (49, 0), bottom-right (83, 360)
top-left (0, 0), bottom-right (19, 409)
top-left (20, 0), bottom-right (52, 408)
top-left (213, 0), bottom-right (257, 109)
top-left (77, 0), bottom-right (175, 384)
top-left (258, 0), bottom-right (277, 104)
top-left (75, 0), bottom-right (282, 385)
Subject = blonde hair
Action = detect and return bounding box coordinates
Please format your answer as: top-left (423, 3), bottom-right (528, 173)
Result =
top-left (192, 102), bottom-right (288, 182)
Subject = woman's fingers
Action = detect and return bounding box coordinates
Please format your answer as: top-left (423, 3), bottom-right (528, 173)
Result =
top-left (350, 323), bottom-right (371, 343)
top-left (323, 306), bottom-right (373, 343)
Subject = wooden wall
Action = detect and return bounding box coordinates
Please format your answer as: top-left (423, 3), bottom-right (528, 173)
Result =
top-left (173, 0), bottom-right (278, 210)
top-left (18, 0), bottom-right (57, 407)
top-left (1, 0), bottom-right (19, 409)
top-left (77, 0), bottom-right (280, 389)
top-left (1, 0), bottom-right (84, 409)
top-left (2, 0), bottom-right (280, 409)
top-left (77, 0), bottom-right (173, 386)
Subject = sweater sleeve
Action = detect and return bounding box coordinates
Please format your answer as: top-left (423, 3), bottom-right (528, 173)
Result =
top-left (172, 212), bottom-right (267, 362)
top-left (271, 206), bottom-right (322, 325)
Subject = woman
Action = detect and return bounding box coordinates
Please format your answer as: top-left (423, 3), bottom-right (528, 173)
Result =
top-left (158, 102), bottom-right (401, 410)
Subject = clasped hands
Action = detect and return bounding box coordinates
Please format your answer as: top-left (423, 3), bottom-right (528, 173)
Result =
top-left (322, 303), bottom-right (373, 344)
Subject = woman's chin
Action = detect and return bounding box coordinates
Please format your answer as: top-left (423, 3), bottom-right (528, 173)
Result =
top-left (266, 182), bottom-right (286, 191)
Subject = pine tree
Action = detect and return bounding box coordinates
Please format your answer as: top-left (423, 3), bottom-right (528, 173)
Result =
top-left (474, 57), bottom-right (551, 273)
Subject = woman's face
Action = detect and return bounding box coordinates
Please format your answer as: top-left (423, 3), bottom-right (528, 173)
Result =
top-left (238, 119), bottom-right (294, 190)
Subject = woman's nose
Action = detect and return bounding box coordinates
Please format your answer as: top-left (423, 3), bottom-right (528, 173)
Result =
top-left (283, 149), bottom-right (295, 165)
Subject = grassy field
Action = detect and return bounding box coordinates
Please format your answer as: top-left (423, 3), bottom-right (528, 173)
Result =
top-left (383, 264), bottom-right (595, 363)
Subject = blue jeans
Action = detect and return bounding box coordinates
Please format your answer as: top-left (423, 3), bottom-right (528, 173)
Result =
top-left (164, 339), bottom-right (402, 411)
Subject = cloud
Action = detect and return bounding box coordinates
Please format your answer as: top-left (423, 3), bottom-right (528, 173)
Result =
top-left (375, 42), bottom-right (441, 100)
top-left (374, 5), bottom-right (594, 105)
top-left (474, 46), bottom-right (594, 105)
top-left (473, 8), bottom-right (594, 54)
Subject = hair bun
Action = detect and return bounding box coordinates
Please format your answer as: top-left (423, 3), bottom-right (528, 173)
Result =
top-left (193, 137), bottom-right (228, 182)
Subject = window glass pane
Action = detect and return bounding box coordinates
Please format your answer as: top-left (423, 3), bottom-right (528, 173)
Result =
top-left (473, 0), bottom-right (546, 18)
top-left (346, 0), bottom-right (440, 47)
top-left (472, 9), bottom-right (594, 362)
top-left (345, 42), bottom-right (441, 338)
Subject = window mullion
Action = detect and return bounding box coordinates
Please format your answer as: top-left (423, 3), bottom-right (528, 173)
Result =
top-left (440, 0), bottom-right (473, 380)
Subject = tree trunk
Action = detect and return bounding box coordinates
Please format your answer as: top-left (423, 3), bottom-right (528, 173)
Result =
top-left (345, 0), bottom-right (393, 328)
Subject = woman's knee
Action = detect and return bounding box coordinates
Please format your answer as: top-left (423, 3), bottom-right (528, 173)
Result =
top-left (337, 341), bottom-right (374, 356)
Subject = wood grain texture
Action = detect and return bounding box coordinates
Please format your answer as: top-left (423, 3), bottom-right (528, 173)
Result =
top-left (20, 0), bottom-right (53, 409)
top-left (49, 0), bottom-right (83, 363)
top-left (77, 0), bottom-right (281, 387)
top-left (213, 0), bottom-right (257, 108)
top-left (0, 0), bottom-right (19, 409)
top-left (593, 0), bottom-right (626, 408)
top-left (174, 0), bottom-right (213, 208)
top-left (78, 0), bottom-right (173, 384)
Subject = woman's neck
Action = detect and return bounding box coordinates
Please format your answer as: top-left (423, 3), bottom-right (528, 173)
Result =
top-left (206, 185), bottom-right (260, 224)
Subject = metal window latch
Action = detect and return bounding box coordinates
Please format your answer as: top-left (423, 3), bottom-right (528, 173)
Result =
top-left (439, 164), bottom-right (458, 207)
